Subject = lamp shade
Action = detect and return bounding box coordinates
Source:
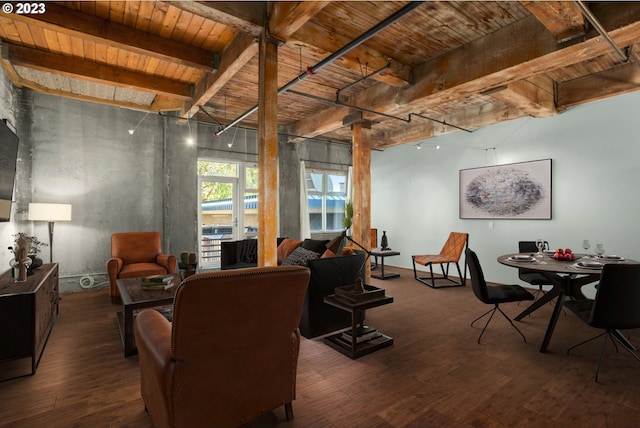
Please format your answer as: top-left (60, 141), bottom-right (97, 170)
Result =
top-left (28, 203), bottom-right (72, 221)
top-left (326, 230), bottom-right (346, 254)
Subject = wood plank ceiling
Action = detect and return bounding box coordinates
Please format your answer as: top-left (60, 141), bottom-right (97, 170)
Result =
top-left (1, 1), bottom-right (639, 150)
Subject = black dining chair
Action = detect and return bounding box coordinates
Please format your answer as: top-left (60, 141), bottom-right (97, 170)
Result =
top-left (565, 263), bottom-right (640, 382)
top-left (518, 240), bottom-right (555, 300)
top-left (465, 248), bottom-right (534, 344)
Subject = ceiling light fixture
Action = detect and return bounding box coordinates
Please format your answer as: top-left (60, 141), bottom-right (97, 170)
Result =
top-left (186, 120), bottom-right (194, 145)
top-left (416, 143), bottom-right (421, 150)
top-left (128, 112), bottom-right (150, 135)
top-left (435, 145), bottom-right (440, 150)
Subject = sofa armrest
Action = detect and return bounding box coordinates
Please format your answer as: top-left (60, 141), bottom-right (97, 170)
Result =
top-left (106, 257), bottom-right (123, 300)
top-left (134, 309), bottom-right (175, 426)
top-left (156, 254), bottom-right (177, 273)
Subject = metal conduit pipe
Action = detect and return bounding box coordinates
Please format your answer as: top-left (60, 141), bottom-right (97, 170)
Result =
top-left (573, 0), bottom-right (628, 62)
top-left (213, 1), bottom-right (424, 136)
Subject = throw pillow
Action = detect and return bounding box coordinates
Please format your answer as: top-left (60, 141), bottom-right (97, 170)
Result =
top-left (301, 238), bottom-right (330, 255)
top-left (277, 238), bottom-right (303, 264)
top-left (282, 247), bottom-right (320, 266)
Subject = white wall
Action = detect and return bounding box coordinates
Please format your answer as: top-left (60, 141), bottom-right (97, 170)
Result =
top-left (371, 91), bottom-right (640, 296)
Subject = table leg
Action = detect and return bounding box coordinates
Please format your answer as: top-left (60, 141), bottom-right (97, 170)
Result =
top-left (123, 307), bottom-right (135, 357)
top-left (540, 288), bottom-right (567, 353)
top-left (515, 284), bottom-right (560, 320)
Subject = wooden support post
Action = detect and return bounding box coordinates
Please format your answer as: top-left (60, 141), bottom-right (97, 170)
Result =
top-left (351, 121), bottom-right (372, 283)
top-left (257, 32), bottom-right (278, 267)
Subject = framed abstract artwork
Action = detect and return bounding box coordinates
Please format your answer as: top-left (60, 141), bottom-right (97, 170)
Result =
top-left (459, 159), bottom-right (552, 219)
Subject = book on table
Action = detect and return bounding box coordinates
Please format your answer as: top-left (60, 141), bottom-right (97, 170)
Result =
top-left (141, 281), bottom-right (174, 290)
top-left (140, 274), bottom-right (173, 283)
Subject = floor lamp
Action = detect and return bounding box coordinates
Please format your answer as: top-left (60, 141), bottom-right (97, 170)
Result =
top-left (28, 203), bottom-right (72, 263)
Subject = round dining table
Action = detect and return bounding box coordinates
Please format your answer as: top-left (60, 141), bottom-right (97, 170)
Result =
top-left (498, 253), bottom-right (637, 353)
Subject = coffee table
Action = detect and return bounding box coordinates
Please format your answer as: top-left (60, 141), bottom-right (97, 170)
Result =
top-left (116, 275), bottom-right (180, 357)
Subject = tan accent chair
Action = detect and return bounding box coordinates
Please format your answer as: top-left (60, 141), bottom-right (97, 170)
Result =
top-left (134, 266), bottom-right (310, 428)
top-left (412, 232), bottom-right (469, 288)
top-left (106, 232), bottom-right (176, 303)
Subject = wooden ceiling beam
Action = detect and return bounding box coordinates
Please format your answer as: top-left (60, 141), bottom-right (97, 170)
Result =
top-left (269, 1), bottom-right (331, 41)
top-left (6, 43), bottom-right (192, 100)
top-left (557, 60), bottom-right (640, 109)
top-left (373, 103), bottom-right (525, 149)
top-left (182, 32), bottom-right (258, 118)
top-left (490, 74), bottom-right (557, 118)
top-left (521, 1), bottom-right (586, 42)
top-left (288, 3), bottom-right (640, 142)
top-left (7, 2), bottom-right (218, 71)
top-left (165, 1), bottom-right (265, 38)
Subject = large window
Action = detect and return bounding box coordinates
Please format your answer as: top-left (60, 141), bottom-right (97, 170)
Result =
top-left (306, 169), bottom-right (348, 233)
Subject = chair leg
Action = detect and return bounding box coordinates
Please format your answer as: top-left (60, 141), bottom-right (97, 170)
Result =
top-left (567, 332), bottom-right (607, 355)
top-left (284, 402), bottom-right (294, 421)
top-left (594, 333), bottom-right (610, 383)
top-left (495, 306), bottom-right (527, 342)
top-left (471, 306), bottom-right (497, 344)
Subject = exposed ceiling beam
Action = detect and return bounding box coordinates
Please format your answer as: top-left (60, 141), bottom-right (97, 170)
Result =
top-left (521, 0), bottom-right (586, 42)
top-left (5, 43), bottom-right (192, 99)
top-left (287, 2), bottom-right (640, 142)
top-left (490, 74), bottom-right (557, 118)
top-left (164, 1), bottom-right (265, 38)
top-left (182, 32), bottom-right (258, 118)
top-left (4, 2), bottom-right (218, 71)
top-left (557, 60), bottom-right (640, 109)
top-left (269, 1), bottom-right (331, 41)
top-left (374, 103), bottom-right (525, 149)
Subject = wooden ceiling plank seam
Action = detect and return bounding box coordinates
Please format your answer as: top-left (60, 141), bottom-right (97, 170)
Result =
top-left (147, 2), bottom-right (169, 34)
top-left (158, 4), bottom-right (182, 39)
top-left (191, 18), bottom-right (217, 48)
top-left (84, 39), bottom-right (96, 63)
top-left (123, 1), bottom-right (141, 29)
top-left (109, 0), bottom-right (126, 24)
top-left (6, 43), bottom-right (193, 100)
top-left (135, 1), bottom-right (155, 32)
top-left (181, 13), bottom-right (207, 46)
top-left (13, 21), bottom-right (36, 48)
top-left (8, 2), bottom-right (218, 71)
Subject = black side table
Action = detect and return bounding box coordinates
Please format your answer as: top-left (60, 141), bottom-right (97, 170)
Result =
top-left (323, 291), bottom-right (393, 359)
top-left (370, 250), bottom-right (400, 279)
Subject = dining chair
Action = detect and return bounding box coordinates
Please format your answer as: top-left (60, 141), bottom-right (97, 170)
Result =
top-left (518, 240), bottom-right (559, 301)
top-left (412, 232), bottom-right (468, 288)
top-left (465, 248), bottom-right (534, 344)
top-left (565, 263), bottom-right (640, 382)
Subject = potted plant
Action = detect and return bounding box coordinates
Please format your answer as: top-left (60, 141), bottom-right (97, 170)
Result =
top-left (342, 200), bottom-right (353, 235)
top-left (8, 233), bottom-right (47, 275)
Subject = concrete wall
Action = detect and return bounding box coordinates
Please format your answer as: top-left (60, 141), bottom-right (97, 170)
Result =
top-left (0, 72), bottom-right (352, 290)
top-left (371, 91), bottom-right (640, 298)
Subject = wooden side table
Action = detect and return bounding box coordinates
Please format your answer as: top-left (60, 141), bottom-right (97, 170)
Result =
top-left (323, 290), bottom-right (393, 359)
top-left (370, 249), bottom-right (400, 279)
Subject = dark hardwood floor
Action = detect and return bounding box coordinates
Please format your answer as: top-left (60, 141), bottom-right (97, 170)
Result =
top-left (1, 266), bottom-right (639, 427)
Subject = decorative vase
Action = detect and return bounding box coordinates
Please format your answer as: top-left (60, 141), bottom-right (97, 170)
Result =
top-left (381, 231), bottom-right (389, 250)
top-left (10, 258), bottom-right (32, 283)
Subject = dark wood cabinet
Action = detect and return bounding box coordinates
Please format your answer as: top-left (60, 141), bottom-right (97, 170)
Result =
top-left (0, 263), bottom-right (59, 380)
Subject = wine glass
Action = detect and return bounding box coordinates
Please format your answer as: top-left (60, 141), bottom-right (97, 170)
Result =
top-left (595, 244), bottom-right (605, 257)
top-left (582, 240), bottom-right (591, 256)
top-left (535, 238), bottom-right (545, 257)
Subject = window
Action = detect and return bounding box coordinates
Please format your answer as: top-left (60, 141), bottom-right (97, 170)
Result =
top-left (306, 169), bottom-right (348, 233)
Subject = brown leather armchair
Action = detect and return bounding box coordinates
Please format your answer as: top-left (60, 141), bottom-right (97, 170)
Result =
top-left (106, 231), bottom-right (176, 303)
top-left (133, 266), bottom-right (310, 428)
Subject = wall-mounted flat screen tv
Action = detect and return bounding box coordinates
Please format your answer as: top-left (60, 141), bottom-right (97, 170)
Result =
top-left (0, 119), bottom-right (19, 221)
